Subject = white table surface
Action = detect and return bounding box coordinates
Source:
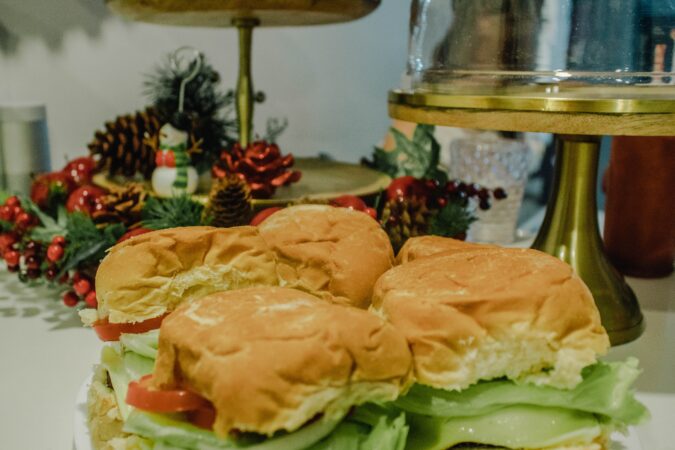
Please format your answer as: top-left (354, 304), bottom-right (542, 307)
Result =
top-left (0, 270), bottom-right (673, 450)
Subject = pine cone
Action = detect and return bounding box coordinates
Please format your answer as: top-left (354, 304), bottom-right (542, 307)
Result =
top-left (380, 197), bottom-right (434, 252)
top-left (88, 107), bottom-right (162, 179)
top-left (207, 175), bottom-right (252, 228)
top-left (92, 184), bottom-right (148, 229)
top-left (212, 141), bottom-right (301, 199)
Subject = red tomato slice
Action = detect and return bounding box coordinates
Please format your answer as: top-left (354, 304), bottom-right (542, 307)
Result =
top-left (187, 405), bottom-right (217, 429)
top-left (93, 314), bottom-right (167, 341)
top-left (126, 375), bottom-right (211, 413)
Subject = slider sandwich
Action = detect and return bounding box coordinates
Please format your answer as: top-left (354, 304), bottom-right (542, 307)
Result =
top-left (81, 226), bottom-right (280, 339)
top-left (371, 247), bottom-right (648, 450)
top-left (257, 205), bottom-right (395, 309)
top-left (88, 287), bottom-right (413, 449)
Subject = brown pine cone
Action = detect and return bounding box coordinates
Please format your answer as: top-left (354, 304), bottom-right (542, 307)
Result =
top-left (92, 184), bottom-right (148, 229)
top-left (207, 175), bottom-right (252, 228)
top-left (88, 107), bottom-right (161, 179)
top-left (380, 197), bottom-right (434, 252)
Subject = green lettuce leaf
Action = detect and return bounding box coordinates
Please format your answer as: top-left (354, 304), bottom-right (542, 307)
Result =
top-left (308, 404), bottom-right (408, 450)
top-left (124, 410), bottom-right (344, 450)
top-left (120, 329), bottom-right (160, 360)
top-left (395, 358), bottom-right (649, 426)
top-left (405, 404), bottom-right (603, 450)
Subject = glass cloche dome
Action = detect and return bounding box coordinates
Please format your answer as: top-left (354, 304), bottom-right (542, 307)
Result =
top-left (407, 0), bottom-right (675, 97)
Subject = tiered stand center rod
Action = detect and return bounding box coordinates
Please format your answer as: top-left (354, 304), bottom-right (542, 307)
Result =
top-left (389, 88), bottom-right (675, 345)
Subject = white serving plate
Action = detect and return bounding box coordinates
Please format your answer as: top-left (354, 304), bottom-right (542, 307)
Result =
top-left (73, 376), bottom-right (652, 450)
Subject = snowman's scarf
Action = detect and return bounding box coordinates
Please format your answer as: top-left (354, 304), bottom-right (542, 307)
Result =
top-left (160, 142), bottom-right (189, 190)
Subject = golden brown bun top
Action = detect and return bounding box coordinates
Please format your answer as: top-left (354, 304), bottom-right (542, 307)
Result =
top-left (94, 226), bottom-right (279, 323)
top-left (372, 247), bottom-right (610, 390)
top-left (258, 205), bottom-right (394, 308)
top-left (153, 287), bottom-right (412, 437)
top-left (396, 235), bottom-right (496, 264)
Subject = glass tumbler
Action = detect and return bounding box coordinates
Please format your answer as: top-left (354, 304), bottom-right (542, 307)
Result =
top-left (449, 136), bottom-right (530, 244)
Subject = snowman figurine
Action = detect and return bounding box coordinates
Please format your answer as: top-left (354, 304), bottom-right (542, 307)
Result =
top-left (151, 122), bottom-right (198, 198)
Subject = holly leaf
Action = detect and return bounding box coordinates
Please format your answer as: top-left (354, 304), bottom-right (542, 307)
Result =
top-left (371, 124), bottom-right (445, 182)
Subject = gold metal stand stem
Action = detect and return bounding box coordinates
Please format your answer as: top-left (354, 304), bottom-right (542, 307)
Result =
top-left (234, 18), bottom-right (258, 148)
top-left (532, 135), bottom-right (644, 345)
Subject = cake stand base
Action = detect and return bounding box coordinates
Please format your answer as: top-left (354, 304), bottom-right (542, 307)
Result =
top-left (532, 135), bottom-right (644, 345)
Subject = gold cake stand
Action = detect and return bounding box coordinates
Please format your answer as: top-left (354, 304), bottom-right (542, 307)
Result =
top-left (390, 86), bottom-right (675, 345)
top-left (106, 0), bottom-right (380, 147)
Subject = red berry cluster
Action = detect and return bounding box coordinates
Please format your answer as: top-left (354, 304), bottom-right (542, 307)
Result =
top-left (0, 195), bottom-right (38, 232)
top-left (386, 176), bottom-right (507, 210)
top-left (0, 196), bottom-right (40, 274)
top-left (62, 271), bottom-right (97, 308)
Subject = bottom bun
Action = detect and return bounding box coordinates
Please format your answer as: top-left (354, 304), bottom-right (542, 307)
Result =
top-left (86, 365), bottom-right (146, 450)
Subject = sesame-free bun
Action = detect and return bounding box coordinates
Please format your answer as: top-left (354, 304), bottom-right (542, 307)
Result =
top-left (396, 235), bottom-right (496, 264)
top-left (258, 205), bottom-right (394, 308)
top-left (92, 226), bottom-right (279, 324)
top-left (371, 247), bottom-right (610, 391)
top-left (153, 286), bottom-right (412, 437)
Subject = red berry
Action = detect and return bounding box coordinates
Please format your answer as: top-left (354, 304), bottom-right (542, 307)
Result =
top-left (25, 255), bottom-right (41, 269)
top-left (58, 272), bottom-right (70, 284)
top-left (73, 278), bottom-right (92, 296)
top-left (51, 235), bottom-right (66, 246)
top-left (0, 205), bottom-right (14, 222)
top-left (478, 188), bottom-right (490, 200)
top-left (26, 268), bottom-right (41, 279)
top-left (479, 199), bottom-right (492, 210)
top-left (15, 212), bottom-right (34, 229)
top-left (12, 206), bottom-right (24, 219)
top-left (493, 187), bottom-right (507, 200)
top-left (72, 271), bottom-right (83, 283)
top-left (4, 250), bottom-right (20, 266)
top-left (62, 291), bottom-right (79, 307)
top-left (7, 264), bottom-right (19, 273)
top-left (329, 195), bottom-right (367, 211)
top-left (5, 196), bottom-right (20, 208)
top-left (84, 290), bottom-right (98, 308)
top-left (47, 244), bottom-right (64, 262)
top-left (45, 267), bottom-right (58, 280)
top-left (0, 233), bottom-right (17, 255)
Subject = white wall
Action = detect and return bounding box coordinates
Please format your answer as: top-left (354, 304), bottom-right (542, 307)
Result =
top-left (0, 1), bottom-right (410, 167)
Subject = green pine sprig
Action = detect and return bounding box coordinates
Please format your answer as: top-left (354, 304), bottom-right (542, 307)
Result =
top-left (141, 195), bottom-right (207, 230)
top-left (429, 201), bottom-right (477, 239)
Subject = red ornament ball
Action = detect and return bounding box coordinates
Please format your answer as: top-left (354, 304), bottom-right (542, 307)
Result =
top-left (66, 185), bottom-right (107, 215)
top-left (63, 157), bottom-right (96, 186)
top-left (51, 235), bottom-right (66, 246)
top-left (329, 195), bottom-right (368, 212)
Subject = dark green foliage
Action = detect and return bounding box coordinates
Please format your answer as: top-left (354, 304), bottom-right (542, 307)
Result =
top-left (61, 213), bottom-right (126, 272)
top-left (141, 195), bottom-right (207, 230)
top-left (429, 202), bottom-right (477, 239)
